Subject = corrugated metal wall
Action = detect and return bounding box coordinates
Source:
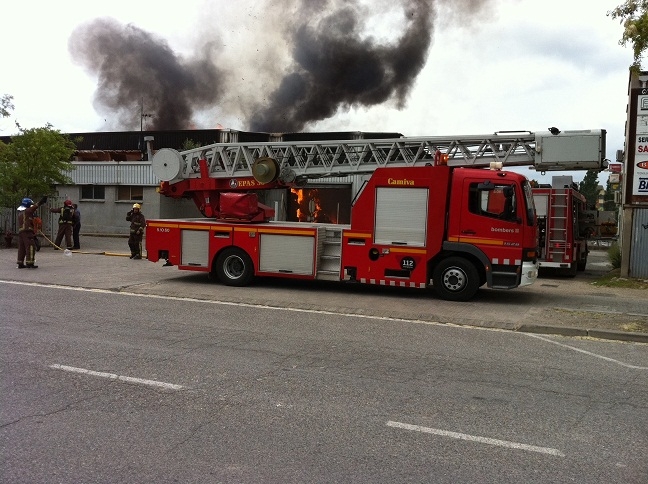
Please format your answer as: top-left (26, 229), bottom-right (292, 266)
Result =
top-left (65, 162), bottom-right (158, 186)
top-left (630, 208), bottom-right (648, 278)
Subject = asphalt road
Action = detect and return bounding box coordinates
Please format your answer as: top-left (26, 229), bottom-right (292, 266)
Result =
top-left (2, 237), bottom-right (647, 339)
top-left (1, 241), bottom-right (647, 483)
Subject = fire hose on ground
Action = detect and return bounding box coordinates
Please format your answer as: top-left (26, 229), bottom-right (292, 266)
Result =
top-left (36, 230), bottom-right (132, 257)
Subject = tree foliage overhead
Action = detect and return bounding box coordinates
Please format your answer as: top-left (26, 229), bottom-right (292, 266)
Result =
top-left (609, 1), bottom-right (648, 71)
top-left (578, 170), bottom-right (600, 209)
top-left (1, 94), bottom-right (14, 118)
top-left (0, 124), bottom-right (77, 208)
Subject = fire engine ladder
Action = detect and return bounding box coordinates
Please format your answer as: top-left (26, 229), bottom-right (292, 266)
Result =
top-left (548, 189), bottom-right (569, 263)
top-left (152, 133), bottom-right (548, 184)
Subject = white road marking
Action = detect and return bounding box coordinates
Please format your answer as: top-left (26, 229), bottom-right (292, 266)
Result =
top-left (524, 334), bottom-right (648, 370)
top-left (49, 364), bottom-right (184, 390)
top-left (3, 280), bottom-right (647, 371)
top-left (0, 279), bottom-right (450, 326)
top-left (386, 421), bottom-right (565, 457)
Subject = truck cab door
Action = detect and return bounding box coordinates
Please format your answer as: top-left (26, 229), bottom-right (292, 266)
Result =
top-left (452, 177), bottom-right (524, 254)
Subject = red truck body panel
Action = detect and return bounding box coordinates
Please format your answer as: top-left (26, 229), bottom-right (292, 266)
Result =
top-left (146, 165), bottom-right (538, 300)
top-left (532, 185), bottom-right (589, 274)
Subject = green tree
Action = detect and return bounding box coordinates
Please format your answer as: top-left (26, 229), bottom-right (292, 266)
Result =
top-left (578, 170), bottom-right (600, 209)
top-left (0, 124), bottom-right (77, 208)
top-left (609, 1), bottom-right (648, 71)
top-left (180, 138), bottom-right (202, 151)
top-left (1, 94), bottom-right (14, 118)
top-left (603, 178), bottom-right (617, 211)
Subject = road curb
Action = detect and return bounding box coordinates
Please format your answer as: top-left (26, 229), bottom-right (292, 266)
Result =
top-left (586, 329), bottom-right (648, 344)
top-left (517, 324), bottom-right (588, 338)
top-left (516, 323), bottom-right (648, 343)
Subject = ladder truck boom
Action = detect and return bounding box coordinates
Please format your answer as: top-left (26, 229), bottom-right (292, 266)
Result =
top-left (152, 128), bottom-right (607, 185)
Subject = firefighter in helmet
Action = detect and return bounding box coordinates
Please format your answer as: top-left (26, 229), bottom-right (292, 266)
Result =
top-left (49, 199), bottom-right (76, 250)
top-left (17, 196), bottom-right (48, 268)
top-left (126, 203), bottom-right (146, 259)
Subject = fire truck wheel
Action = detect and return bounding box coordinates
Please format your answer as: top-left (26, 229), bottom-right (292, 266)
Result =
top-left (215, 248), bottom-right (254, 286)
top-left (577, 257), bottom-right (587, 272)
top-left (432, 257), bottom-right (480, 301)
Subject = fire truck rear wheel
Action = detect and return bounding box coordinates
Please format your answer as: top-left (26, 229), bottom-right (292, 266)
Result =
top-left (215, 248), bottom-right (254, 287)
top-left (577, 255), bottom-right (587, 272)
top-left (432, 257), bottom-right (480, 302)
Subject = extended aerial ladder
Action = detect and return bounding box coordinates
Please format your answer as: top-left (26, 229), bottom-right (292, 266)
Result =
top-left (151, 129), bottom-right (607, 219)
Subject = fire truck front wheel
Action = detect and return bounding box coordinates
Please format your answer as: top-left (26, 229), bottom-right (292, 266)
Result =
top-left (432, 257), bottom-right (480, 302)
top-left (214, 248), bottom-right (254, 287)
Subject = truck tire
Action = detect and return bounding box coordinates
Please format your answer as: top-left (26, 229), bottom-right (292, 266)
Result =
top-left (432, 257), bottom-right (480, 302)
top-left (566, 262), bottom-right (577, 277)
top-left (215, 248), bottom-right (254, 287)
top-left (577, 255), bottom-right (587, 272)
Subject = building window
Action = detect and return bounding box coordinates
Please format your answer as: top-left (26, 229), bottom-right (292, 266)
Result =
top-left (117, 186), bottom-right (144, 201)
top-left (81, 185), bottom-right (105, 200)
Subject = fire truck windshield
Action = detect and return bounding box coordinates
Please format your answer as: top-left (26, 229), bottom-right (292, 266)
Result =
top-left (522, 181), bottom-right (536, 226)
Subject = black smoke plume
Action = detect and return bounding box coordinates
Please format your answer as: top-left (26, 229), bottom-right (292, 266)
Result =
top-left (251, 0), bottom-right (434, 132)
top-left (69, 18), bottom-right (223, 130)
top-left (69, 1), bottom-right (487, 132)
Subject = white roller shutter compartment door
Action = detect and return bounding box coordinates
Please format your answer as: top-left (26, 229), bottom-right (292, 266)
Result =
top-left (374, 187), bottom-right (428, 246)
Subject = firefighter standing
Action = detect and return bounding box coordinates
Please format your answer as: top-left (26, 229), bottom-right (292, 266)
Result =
top-left (16, 196), bottom-right (47, 269)
top-left (50, 199), bottom-right (76, 250)
top-left (127, 203), bottom-right (145, 259)
top-left (72, 203), bottom-right (81, 249)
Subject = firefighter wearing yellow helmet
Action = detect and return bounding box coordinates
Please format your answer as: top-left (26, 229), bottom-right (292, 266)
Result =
top-left (126, 203), bottom-right (145, 259)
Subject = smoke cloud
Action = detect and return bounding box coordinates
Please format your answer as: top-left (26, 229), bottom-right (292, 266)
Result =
top-left (69, 17), bottom-right (223, 130)
top-left (69, 0), bottom-right (488, 132)
top-left (250, 0), bottom-right (433, 132)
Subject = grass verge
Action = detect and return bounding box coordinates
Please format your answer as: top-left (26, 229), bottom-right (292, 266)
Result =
top-left (591, 269), bottom-right (648, 289)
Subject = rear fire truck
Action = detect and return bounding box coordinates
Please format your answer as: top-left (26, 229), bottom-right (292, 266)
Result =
top-left (146, 129), bottom-right (606, 301)
top-left (532, 175), bottom-right (590, 276)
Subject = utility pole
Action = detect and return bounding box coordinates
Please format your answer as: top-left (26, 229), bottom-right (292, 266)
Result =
top-left (140, 97), bottom-right (152, 132)
top-left (140, 98), bottom-right (153, 160)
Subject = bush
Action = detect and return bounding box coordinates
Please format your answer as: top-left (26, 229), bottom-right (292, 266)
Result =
top-left (608, 243), bottom-right (622, 269)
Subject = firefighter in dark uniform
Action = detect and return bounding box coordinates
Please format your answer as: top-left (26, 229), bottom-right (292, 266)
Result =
top-left (17, 196), bottom-right (47, 269)
top-left (127, 203), bottom-right (146, 259)
top-left (50, 199), bottom-right (76, 250)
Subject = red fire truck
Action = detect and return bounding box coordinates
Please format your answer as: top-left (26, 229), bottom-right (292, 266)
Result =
top-left (145, 129), bottom-right (606, 301)
top-left (532, 176), bottom-right (590, 276)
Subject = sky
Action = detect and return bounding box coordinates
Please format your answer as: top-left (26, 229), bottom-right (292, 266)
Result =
top-left (0, 0), bottom-right (634, 185)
